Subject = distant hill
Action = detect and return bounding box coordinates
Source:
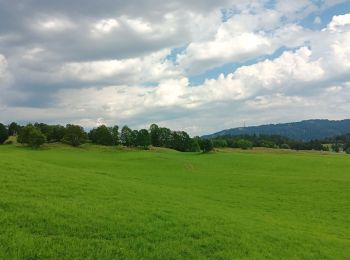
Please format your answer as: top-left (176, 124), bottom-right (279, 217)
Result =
top-left (203, 119), bottom-right (350, 141)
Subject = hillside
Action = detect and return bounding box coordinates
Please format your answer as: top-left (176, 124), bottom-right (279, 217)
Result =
top-left (203, 119), bottom-right (350, 141)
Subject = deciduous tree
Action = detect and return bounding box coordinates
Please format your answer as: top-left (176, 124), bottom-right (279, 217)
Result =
top-left (18, 124), bottom-right (46, 148)
top-left (0, 123), bottom-right (8, 144)
top-left (63, 124), bottom-right (87, 147)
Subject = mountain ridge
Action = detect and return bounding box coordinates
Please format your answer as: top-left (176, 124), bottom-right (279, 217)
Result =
top-left (203, 119), bottom-right (350, 141)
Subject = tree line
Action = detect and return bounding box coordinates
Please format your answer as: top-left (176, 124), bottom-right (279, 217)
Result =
top-left (0, 122), bottom-right (214, 152)
top-left (321, 133), bottom-right (350, 153)
top-left (1, 122), bottom-right (349, 153)
top-left (209, 134), bottom-right (350, 153)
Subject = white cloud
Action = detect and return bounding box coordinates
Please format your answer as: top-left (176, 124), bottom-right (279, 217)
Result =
top-left (121, 17), bottom-right (153, 34)
top-left (93, 19), bottom-right (120, 33)
top-left (177, 31), bottom-right (273, 74)
top-left (327, 13), bottom-right (350, 32)
top-left (59, 49), bottom-right (181, 85)
top-left (35, 16), bottom-right (76, 32)
top-left (176, 8), bottom-right (281, 74)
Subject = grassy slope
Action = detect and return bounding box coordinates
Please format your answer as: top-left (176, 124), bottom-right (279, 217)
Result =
top-left (0, 144), bottom-right (349, 259)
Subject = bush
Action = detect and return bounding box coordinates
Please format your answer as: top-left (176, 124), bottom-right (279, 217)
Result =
top-left (346, 148), bottom-right (350, 154)
top-left (4, 140), bottom-right (13, 145)
top-left (280, 144), bottom-right (290, 149)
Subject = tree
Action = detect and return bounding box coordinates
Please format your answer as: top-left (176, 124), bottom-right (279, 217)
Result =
top-left (111, 125), bottom-right (120, 145)
top-left (171, 131), bottom-right (193, 152)
top-left (34, 123), bottom-right (53, 139)
top-left (198, 138), bottom-right (214, 153)
top-left (62, 124), bottom-right (87, 146)
top-left (158, 127), bottom-right (172, 148)
top-left (49, 125), bottom-right (66, 142)
top-left (28, 129), bottom-right (46, 148)
top-left (120, 125), bottom-right (133, 146)
top-left (150, 124), bottom-right (160, 147)
top-left (189, 138), bottom-right (201, 152)
top-left (0, 123), bottom-right (8, 144)
top-left (89, 125), bottom-right (114, 146)
top-left (131, 130), bottom-right (138, 146)
top-left (18, 124), bottom-right (46, 148)
top-left (17, 124), bottom-right (33, 144)
top-left (30, 123), bottom-right (66, 142)
top-left (8, 122), bottom-right (21, 136)
top-left (137, 129), bottom-right (151, 149)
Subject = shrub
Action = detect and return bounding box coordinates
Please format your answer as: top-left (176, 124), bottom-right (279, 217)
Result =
top-left (346, 148), bottom-right (350, 154)
top-left (280, 144), bottom-right (290, 149)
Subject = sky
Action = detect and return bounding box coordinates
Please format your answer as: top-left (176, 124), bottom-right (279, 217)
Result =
top-left (0, 0), bottom-right (350, 135)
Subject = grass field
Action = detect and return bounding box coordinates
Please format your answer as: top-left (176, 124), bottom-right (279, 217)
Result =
top-left (0, 144), bottom-right (349, 259)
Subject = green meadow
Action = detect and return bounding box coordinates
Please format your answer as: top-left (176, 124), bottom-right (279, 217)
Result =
top-left (0, 144), bottom-right (349, 259)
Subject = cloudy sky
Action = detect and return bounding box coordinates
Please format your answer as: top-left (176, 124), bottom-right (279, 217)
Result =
top-left (0, 0), bottom-right (350, 135)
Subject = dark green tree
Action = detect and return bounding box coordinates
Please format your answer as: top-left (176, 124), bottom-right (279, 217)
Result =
top-left (120, 126), bottom-right (133, 146)
top-left (8, 122), bottom-right (21, 136)
top-left (49, 125), bottom-right (66, 142)
top-left (150, 124), bottom-right (160, 147)
top-left (62, 124), bottom-right (87, 147)
top-left (0, 123), bottom-right (8, 144)
top-left (89, 125), bottom-right (114, 146)
top-left (198, 138), bottom-right (214, 153)
top-left (111, 125), bottom-right (120, 145)
top-left (158, 127), bottom-right (172, 148)
top-left (131, 130), bottom-right (139, 146)
top-left (171, 131), bottom-right (192, 152)
top-left (189, 138), bottom-right (201, 152)
top-left (137, 129), bottom-right (151, 149)
top-left (18, 124), bottom-right (46, 148)
top-left (34, 123), bottom-right (53, 139)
